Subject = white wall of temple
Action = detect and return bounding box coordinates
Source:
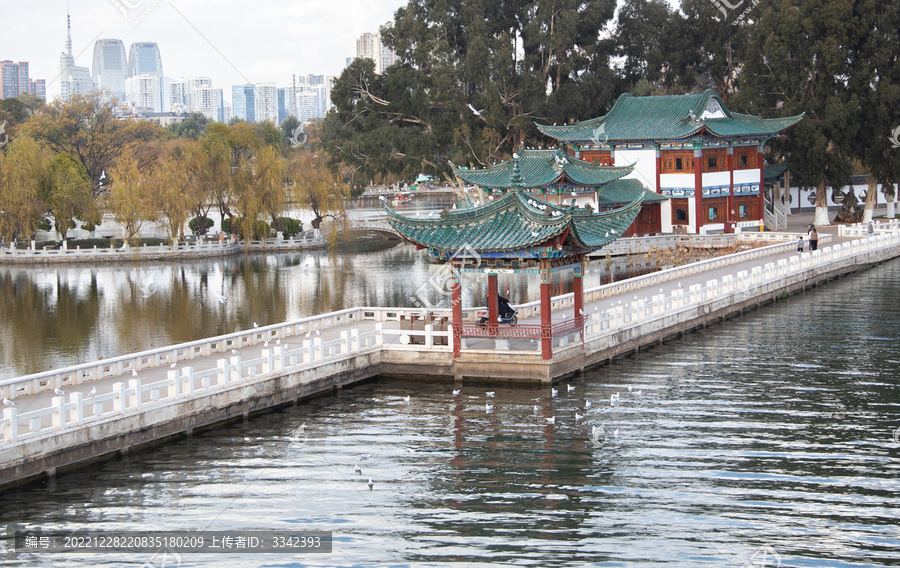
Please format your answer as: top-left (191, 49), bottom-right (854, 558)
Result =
top-left (614, 148), bottom-right (657, 192)
top-left (734, 169), bottom-right (762, 185)
top-left (660, 173), bottom-right (693, 190)
top-left (702, 171), bottom-right (730, 187)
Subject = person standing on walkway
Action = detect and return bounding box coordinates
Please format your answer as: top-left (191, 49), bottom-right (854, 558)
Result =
top-left (867, 221), bottom-right (875, 237)
top-left (809, 227), bottom-right (818, 251)
top-left (797, 236), bottom-right (804, 253)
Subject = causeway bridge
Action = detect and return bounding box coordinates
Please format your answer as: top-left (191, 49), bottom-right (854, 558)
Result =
top-left (2, 221), bottom-right (899, 491)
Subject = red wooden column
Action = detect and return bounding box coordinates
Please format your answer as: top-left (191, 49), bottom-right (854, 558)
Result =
top-left (727, 144), bottom-right (735, 222)
top-left (757, 143), bottom-right (765, 227)
top-left (655, 144), bottom-right (662, 193)
top-left (451, 260), bottom-right (462, 358)
top-left (487, 272), bottom-right (499, 336)
top-left (540, 260), bottom-right (552, 360)
top-left (694, 145), bottom-right (704, 234)
top-left (573, 256), bottom-right (585, 346)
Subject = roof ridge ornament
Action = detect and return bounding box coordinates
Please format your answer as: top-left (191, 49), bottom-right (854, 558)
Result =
top-left (510, 147), bottom-right (525, 192)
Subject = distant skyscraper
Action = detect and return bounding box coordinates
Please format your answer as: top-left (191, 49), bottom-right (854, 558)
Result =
top-left (30, 79), bottom-right (46, 101)
top-left (277, 87), bottom-right (289, 124)
top-left (356, 32), bottom-right (397, 74)
top-left (232, 84), bottom-right (255, 122)
top-left (191, 85), bottom-right (223, 122)
top-left (125, 74), bottom-right (158, 111)
top-left (254, 82), bottom-right (278, 124)
top-left (223, 103), bottom-right (233, 124)
top-left (59, 11), bottom-right (95, 100)
top-left (169, 79), bottom-right (186, 112)
top-left (128, 42), bottom-right (163, 111)
top-left (0, 61), bottom-right (26, 99)
top-left (92, 39), bottom-right (128, 103)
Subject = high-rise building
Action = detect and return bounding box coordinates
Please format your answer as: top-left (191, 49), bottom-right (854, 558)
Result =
top-left (0, 61), bottom-right (25, 99)
top-left (356, 32), bottom-right (398, 74)
top-left (232, 84), bottom-right (255, 122)
top-left (125, 74), bottom-right (159, 111)
top-left (169, 80), bottom-right (186, 112)
top-left (254, 82), bottom-right (278, 125)
top-left (127, 42), bottom-right (164, 111)
top-left (223, 103), bottom-right (233, 124)
top-left (30, 79), bottom-right (46, 101)
top-left (92, 39), bottom-right (128, 103)
top-left (59, 12), bottom-right (96, 101)
top-left (277, 87), bottom-right (289, 124)
top-left (191, 85), bottom-right (223, 122)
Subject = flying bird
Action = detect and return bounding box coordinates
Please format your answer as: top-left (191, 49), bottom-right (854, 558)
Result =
top-left (467, 103), bottom-right (485, 116)
top-left (212, 290), bottom-right (227, 305)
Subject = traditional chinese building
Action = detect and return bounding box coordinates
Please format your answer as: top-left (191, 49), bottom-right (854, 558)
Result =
top-left (452, 147), bottom-right (668, 236)
top-left (385, 160), bottom-right (644, 361)
top-left (536, 89), bottom-right (803, 234)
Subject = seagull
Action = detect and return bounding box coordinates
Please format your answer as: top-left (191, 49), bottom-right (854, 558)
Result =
top-left (368, 478), bottom-right (374, 490)
top-left (677, 282), bottom-right (683, 289)
top-left (452, 204), bottom-right (457, 210)
top-left (276, 339), bottom-right (281, 345)
top-left (170, 363), bottom-right (177, 369)
top-left (452, 389), bottom-right (460, 395)
top-left (253, 322), bottom-right (259, 328)
top-left (636, 390), bottom-right (642, 396)
top-left (575, 412), bottom-right (583, 421)
top-left (2, 398), bottom-right (16, 407)
top-left (87, 387), bottom-right (96, 397)
top-left (305, 331), bottom-right (311, 338)
top-left (354, 465), bottom-right (362, 474)
top-left (513, 152), bottom-right (520, 160)
top-left (610, 395), bottom-right (616, 406)
top-left (551, 388), bottom-right (558, 398)
top-left (567, 384), bottom-right (575, 392)
top-left (571, 192), bottom-right (577, 197)
top-left (132, 369), bottom-right (139, 377)
top-left (585, 401), bottom-right (591, 410)
top-left (562, 314), bottom-right (569, 320)
top-left (628, 385), bottom-right (633, 393)
top-left (99, 169), bottom-right (107, 181)
top-left (614, 429), bottom-right (619, 438)
top-left (579, 309), bottom-right (586, 316)
top-left (533, 405), bottom-right (540, 414)
top-left (486, 391), bottom-right (495, 397)
top-left (485, 403), bottom-right (494, 413)
top-left (315, 330), bottom-right (321, 336)
top-left (610, 229), bottom-right (618, 234)
top-left (467, 103), bottom-right (485, 116)
top-left (545, 416), bottom-right (555, 424)
top-left (591, 424), bottom-right (604, 442)
top-left (660, 288), bottom-right (664, 293)
top-left (532, 231), bottom-right (540, 237)
top-left (231, 349), bottom-right (241, 355)
top-left (54, 388), bottom-right (66, 396)
top-left (212, 290), bottom-right (227, 305)
top-left (404, 395), bottom-right (411, 404)
top-left (264, 341), bottom-right (269, 347)
top-left (378, 195), bottom-right (387, 202)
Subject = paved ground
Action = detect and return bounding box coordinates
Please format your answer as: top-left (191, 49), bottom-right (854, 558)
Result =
top-left (4, 207), bottom-right (876, 419)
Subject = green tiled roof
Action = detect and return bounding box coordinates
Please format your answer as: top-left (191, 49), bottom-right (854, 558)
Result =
top-left (597, 178), bottom-right (669, 206)
top-left (385, 191), bottom-right (642, 255)
top-left (535, 89), bottom-right (803, 143)
top-left (452, 147), bottom-right (633, 190)
top-left (763, 162), bottom-right (790, 182)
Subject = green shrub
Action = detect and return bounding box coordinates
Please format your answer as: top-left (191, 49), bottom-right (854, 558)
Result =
top-left (189, 216), bottom-right (215, 235)
top-left (271, 217), bottom-right (302, 237)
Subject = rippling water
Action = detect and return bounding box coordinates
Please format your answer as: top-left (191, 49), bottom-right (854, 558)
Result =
top-left (2, 258), bottom-right (899, 566)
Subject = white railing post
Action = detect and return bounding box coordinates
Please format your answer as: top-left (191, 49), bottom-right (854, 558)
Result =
top-left (168, 369), bottom-right (180, 400)
top-left (129, 378), bottom-right (142, 411)
top-left (302, 340), bottom-right (311, 364)
top-left (3, 407), bottom-right (18, 442)
top-left (262, 350), bottom-right (271, 374)
top-left (229, 356), bottom-right (241, 382)
top-left (313, 337), bottom-right (323, 361)
top-left (113, 382), bottom-right (125, 414)
top-left (340, 331), bottom-right (349, 355)
top-left (351, 329), bottom-right (360, 353)
top-left (425, 324), bottom-right (434, 348)
top-left (52, 396), bottom-right (66, 430)
top-left (70, 392), bottom-right (84, 426)
top-left (376, 323), bottom-right (384, 345)
top-left (216, 359), bottom-right (228, 386)
top-left (183, 367), bottom-right (194, 396)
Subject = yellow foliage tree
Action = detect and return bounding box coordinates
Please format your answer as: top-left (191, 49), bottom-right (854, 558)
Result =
top-left (108, 149), bottom-right (155, 244)
top-left (0, 136), bottom-right (49, 241)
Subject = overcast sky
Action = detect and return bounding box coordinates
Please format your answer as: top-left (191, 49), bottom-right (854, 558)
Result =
top-left (0, 0), bottom-right (407, 102)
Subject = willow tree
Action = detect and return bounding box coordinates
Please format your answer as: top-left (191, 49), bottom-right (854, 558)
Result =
top-left (148, 141), bottom-right (194, 244)
top-left (190, 128), bottom-right (232, 234)
top-left (23, 91), bottom-right (165, 195)
top-left (0, 136), bottom-right (48, 241)
top-left (108, 150), bottom-right (155, 243)
top-left (231, 144), bottom-right (285, 240)
top-left (44, 152), bottom-right (99, 241)
top-left (286, 151), bottom-right (351, 234)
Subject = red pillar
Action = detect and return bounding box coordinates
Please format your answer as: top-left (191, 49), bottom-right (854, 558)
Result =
top-left (540, 261), bottom-right (552, 361)
top-left (573, 258), bottom-right (584, 346)
top-left (655, 145), bottom-right (662, 194)
top-left (694, 145), bottom-right (704, 234)
top-left (452, 261), bottom-right (462, 358)
top-left (727, 145), bottom-right (735, 223)
top-left (487, 273), bottom-right (498, 336)
top-left (757, 144), bottom-right (765, 227)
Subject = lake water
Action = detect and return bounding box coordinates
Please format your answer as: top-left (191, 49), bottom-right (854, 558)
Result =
top-left (1, 248), bottom-right (898, 565)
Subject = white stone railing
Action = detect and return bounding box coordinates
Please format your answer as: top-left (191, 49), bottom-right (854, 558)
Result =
top-left (838, 220), bottom-right (900, 237)
top-left (0, 235), bottom-right (326, 261)
top-left (1, 231), bottom-right (896, 447)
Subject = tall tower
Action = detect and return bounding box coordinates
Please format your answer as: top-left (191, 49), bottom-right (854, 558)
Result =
top-left (127, 42), bottom-right (164, 111)
top-left (59, 10), bottom-right (96, 101)
top-left (92, 39), bottom-right (128, 103)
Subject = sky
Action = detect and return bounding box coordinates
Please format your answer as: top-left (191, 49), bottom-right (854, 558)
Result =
top-left (0, 0), bottom-right (407, 102)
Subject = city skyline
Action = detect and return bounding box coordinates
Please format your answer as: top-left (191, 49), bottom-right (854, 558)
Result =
top-left (0, 0), bottom-right (405, 103)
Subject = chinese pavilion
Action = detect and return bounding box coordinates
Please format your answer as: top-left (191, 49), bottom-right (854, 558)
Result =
top-left (536, 89), bottom-right (803, 234)
top-left (386, 158), bottom-right (643, 360)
